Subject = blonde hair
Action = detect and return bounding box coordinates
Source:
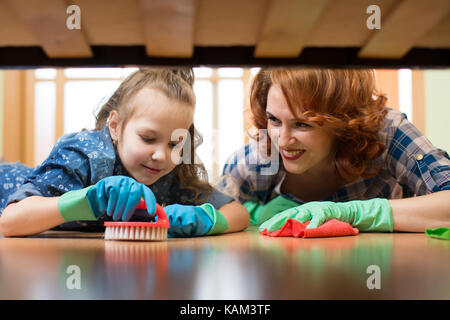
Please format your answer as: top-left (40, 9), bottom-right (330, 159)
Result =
top-left (95, 67), bottom-right (213, 202)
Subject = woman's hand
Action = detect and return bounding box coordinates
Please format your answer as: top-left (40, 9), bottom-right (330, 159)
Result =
top-left (259, 199), bottom-right (393, 233)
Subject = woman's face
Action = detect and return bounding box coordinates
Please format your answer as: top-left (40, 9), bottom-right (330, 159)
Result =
top-left (109, 87), bottom-right (194, 185)
top-left (266, 85), bottom-right (336, 176)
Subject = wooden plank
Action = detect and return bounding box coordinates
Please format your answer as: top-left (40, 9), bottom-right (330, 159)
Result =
top-left (139, 0), bottom-right (195, 58)
top-left (416, 12), bottom-right (450, 48)
top-left (254, 0), bottom-right (330, 58)
top-left (359, 0), bottom-right (450, 59)
top-left (0, 0), bottom-right (39, 46)
top-left (195, 0), bottom-right (269, 46)
top-left (6, 0), bottom-right (92, 58)
top-left (306, 0), bottom-right (398, 47)
top-left (71, 0), bottom-right (144, 45)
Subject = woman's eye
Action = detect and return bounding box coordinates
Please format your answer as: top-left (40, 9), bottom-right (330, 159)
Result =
top-left (268, 116), bottom-right (280, 124)
top-left (295, 122), bottom-right (310, 128)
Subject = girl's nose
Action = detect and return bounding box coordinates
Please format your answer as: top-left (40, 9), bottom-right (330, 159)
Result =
top-left (151, 147), bottom-right (168, 162)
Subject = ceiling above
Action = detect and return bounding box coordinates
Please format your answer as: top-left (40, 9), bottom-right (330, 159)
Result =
top-left (0, 0), bottom-right (449, 68)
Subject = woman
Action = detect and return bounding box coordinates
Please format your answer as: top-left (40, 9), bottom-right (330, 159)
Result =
top-left (219, 68), bottom-right (450, 233)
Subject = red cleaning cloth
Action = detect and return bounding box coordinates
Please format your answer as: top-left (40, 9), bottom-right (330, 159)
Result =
top-left (260, 219), bottom-right (359, 238)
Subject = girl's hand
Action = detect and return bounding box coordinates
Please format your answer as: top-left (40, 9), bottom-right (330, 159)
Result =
top-left (259, 199), bottom-right (393, 233)
top-left (164, 204), bottom-right (214, 237)
top-left (87, 176), bottom-right (156, 221)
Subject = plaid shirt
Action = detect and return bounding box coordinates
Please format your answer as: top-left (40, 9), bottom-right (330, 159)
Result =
top-left (219, 108), bottom-right (450, 204)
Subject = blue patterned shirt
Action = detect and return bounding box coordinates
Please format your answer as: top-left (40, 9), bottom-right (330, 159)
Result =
top-left (219, 109), bottom-right (450, 204)
top-left (0, 127), bottom-right (233, 230)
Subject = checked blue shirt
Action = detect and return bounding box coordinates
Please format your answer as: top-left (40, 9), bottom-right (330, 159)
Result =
top-left (219, 108), bottom-right (450, 204)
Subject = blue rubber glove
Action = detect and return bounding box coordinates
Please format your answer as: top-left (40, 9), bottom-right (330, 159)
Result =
top-left (87, 176), bottom-right (157, 221)
top-left (164, 204), bottom-right (214, 237)
top-left (58, 175), bottom-right (157, 222)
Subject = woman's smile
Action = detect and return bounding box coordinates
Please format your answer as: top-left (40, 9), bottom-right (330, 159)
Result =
top-left (280, 149), bottom-right (305, 160)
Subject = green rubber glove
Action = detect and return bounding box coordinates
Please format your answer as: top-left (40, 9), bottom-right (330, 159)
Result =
top-left (244, 195), bottom-right (300, 226)
top-left (58, 186), bottom-right (98, 221)
top-left (425, 227), bottom-right (450, 240)
top-left (199, 203), bottom-right (229, 235)
top-left (259, 198), bottom-right (393, 233)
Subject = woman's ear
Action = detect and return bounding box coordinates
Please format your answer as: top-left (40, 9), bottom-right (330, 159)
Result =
top-left (108, 110), bottom-right (121, 142)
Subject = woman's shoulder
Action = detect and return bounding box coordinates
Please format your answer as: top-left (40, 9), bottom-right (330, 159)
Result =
top-left (377, 108), bottom-right (409, 149)
top-left (224, 141), bottom-right (281, 174)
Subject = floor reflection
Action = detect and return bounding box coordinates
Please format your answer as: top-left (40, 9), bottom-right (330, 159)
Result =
top-left (0, 230), bottom-right (449, 299)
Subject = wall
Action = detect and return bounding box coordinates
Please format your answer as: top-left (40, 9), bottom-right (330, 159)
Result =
top-left (425, 70), bottom-right (450, 153)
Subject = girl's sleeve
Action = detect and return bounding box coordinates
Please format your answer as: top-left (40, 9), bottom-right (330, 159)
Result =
top-left (6, 130), bottom-right (115, 206)
top-left (385, 112), bottom-right (450, 195)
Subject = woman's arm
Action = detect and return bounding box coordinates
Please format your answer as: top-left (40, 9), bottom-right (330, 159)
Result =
top-left (218, 200), bottom-right (250, 233)
top-left (389, 190), bottom-right (450, 232)
top-left (0, 196), bottom-right (65, 237)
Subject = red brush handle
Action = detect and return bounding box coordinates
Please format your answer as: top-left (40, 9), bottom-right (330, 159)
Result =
top-left (104, 200), bottom-right (170, 228)
top-left (137, 200), bottom-right (170, 227)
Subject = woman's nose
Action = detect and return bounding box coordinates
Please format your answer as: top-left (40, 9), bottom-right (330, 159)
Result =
top-left (277, 126), bottom-right (296, 148)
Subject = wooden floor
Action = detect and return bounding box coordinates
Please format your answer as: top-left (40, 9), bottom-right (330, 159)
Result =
top-left (0, 227), bottom-right (449, 299)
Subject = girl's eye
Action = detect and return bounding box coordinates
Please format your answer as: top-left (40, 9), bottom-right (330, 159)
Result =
top-left (140, 136), bottom-right (155, 143)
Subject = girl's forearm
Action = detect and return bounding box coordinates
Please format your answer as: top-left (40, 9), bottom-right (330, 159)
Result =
top-left (218, 201), bottom-right (250, 233)
top-left (0, 196), bottom-right (65, 237)
top-left (389, 190), bottom-right (450, 232)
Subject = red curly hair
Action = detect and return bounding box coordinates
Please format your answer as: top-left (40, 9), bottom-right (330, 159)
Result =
top-left (250, 68), bottom-right (388, 183)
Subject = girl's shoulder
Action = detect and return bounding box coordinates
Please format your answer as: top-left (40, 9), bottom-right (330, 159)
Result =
top-left (52, 127), bottom-right (115, 158)
top-left (55, 127), bottom-right (112, 148)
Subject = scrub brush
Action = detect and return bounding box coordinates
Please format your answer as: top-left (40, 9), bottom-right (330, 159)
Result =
top-left (104, 200), bottom-right (170, 241)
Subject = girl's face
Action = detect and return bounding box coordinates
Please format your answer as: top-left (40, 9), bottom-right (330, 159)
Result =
top-left (109, 87), bottom-right (194, 185)
top-left (266, 85), bottom-right (336, 176)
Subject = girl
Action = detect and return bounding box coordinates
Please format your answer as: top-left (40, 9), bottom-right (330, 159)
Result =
top-left (220, 68), bottom-right (450, 233)
top-left (0, 68), bottom-right (249, 237)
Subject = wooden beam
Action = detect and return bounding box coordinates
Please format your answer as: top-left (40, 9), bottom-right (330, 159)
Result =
top-left (374, 69), bottom-right (399, 110)
top-left (411, 70), bottom-right (425, 134)
top-left (254, 0), bottom-right (330, 58)
top-left (359, 0), bottom-right (450, 59)
top-left (6, 0), bottom-right (92, 58)
top-left (2, 71), bottom-right (25, 163)
top-left (139, 0), bottom-right (196, 58)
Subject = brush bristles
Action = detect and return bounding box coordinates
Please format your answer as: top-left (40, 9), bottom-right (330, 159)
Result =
top-left (104, 226), bottom-right (168, 241)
